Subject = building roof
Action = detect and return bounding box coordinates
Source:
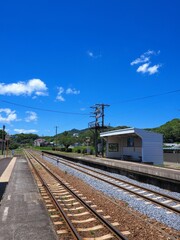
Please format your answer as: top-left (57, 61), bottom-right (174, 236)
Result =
top-left (34, 138), bottom-right (45, 142)
top-left (100, 127), bottom-right (163, 139)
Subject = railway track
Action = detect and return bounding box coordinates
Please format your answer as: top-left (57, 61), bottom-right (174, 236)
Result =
top-left (25, 150), bottom-right (129, 240)
top-left (41, 151), bottom-right (180, 215)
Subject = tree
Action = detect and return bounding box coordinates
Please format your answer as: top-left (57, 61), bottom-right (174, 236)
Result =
top-left (0, 129), bottom-right (7, 139)
top-left (60, 131), bottom-right (76, 151)
top-left (9, 142), bottom-right (19, 150)
top-left (14, 133), bottom-right (39, 145)
top-left (78, 129), bottom-right (94, 146)
top-left (149, 118), bottom-right (180, 142)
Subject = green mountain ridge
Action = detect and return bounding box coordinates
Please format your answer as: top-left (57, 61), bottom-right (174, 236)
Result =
top-left (145, 118), bottom-right (180, 142)
top-left (1, 118), bottom-right (179, 150)
top-left (56, 118), bottom-right (180, 143)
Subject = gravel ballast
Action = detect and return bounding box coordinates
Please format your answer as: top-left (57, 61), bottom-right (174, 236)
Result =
top-left (41, 155), bottom-right (180, 239)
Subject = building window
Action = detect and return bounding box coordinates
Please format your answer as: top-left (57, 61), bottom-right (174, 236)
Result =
top-left (127, 137), bottom-right (134, 147)
top-left (108, 143), bottom-right (118, 152)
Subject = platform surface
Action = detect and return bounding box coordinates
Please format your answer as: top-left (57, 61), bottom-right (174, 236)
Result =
top-left (0, 158), bottom-right (12, 176)
top-left (48, 151), bottom-right (180, 181)
top-left (0, 157), bottom-right (57, 240)
top-left (82, 156), bottom-right (180, 181)
top-left (0, 157), bottom-right (17, 182)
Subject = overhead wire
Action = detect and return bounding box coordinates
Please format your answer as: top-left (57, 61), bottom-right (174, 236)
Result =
top-left (0, 89), bottom-right (179, 116)
top-left (0, 99), bottom-right (89, 116)
top-left (110, 89), bottom-right (180, 105)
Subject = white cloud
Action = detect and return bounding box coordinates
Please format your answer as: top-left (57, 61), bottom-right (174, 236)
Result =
top-left (58, 87), bottom-right (64, 94)
top-left (137, 63), bottom-right (161, 75)
top-left (0, 108), bottom-right (18, 123)
top-left (147, 64), bottom-right (161, 75)
top-left (137, 63), bottom-right (150, 73)
top-left (14, 129), bottom-right (38, 134)
top-left (25, 111), bottom-right (38, 122)
top-left (56, 87), bottom-right (65, 102)
top-left (66, 88), bottom-right (80, 95)
top-left (56, 95), bottom-right (65, 101)
top-left (56, 86), bottom-right (80, 101)
top-left (0, 79), bottom-right (48, 97)
top-left (87, 50), bottom-right (102, 59)
top-left (131, 50), bottom-right (158, 66)
top-left (131, 50), bottom-right (161, 75)
top-left (87, 51), bottom-right (94, 57)
top-left (131, 56), bottom-right (150, 66)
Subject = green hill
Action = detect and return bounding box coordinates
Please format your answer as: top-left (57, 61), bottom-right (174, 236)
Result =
top-left (46, 118), bottom-right (180, 143)
top-left (146, 118), bottom-right (180, 142)
top-left (3, 118), bottom-right (179, 149)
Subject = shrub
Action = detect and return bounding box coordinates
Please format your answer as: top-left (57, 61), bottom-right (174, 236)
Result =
top-left (60, 147), bottom-right (66, 152)
top-left (82, 148), bottom-right (87, 154)
top-left (67, 148), bottom-right (72, 152)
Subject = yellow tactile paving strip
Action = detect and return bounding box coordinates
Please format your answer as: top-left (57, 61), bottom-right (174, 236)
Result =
top-left (0, 157), bottom-right (17, 182)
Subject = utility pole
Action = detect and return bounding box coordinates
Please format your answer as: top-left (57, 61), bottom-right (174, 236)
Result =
top-left (100, 104), bottom-right (110, 157)
top-left (6, 134), bottom-right (9, 157)
top-left (89, 104), bottom-right (109, 157)
top-left (90, 106), bottom-right (99, 157)
top-left (1, 125), bottom-right (5, 155)
top-left (55, 126), bottom-right (58, 150)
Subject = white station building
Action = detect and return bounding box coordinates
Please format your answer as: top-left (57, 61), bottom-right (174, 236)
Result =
top-left (100, 128), bottom-right (163, 165)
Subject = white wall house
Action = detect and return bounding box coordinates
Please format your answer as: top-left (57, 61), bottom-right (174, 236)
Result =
top-left (34, 138), bottom-right (46, 147)
top-left (100, 128), bottom-right (163, 165)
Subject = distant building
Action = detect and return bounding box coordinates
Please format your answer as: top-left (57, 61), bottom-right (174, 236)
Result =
top-left (164, 143), bottom-right (180, 148)
top-left (34, 138), bottom-right (46, 147)
top-left (73, 133), bottom-right (79, 137)
top-left (100, 128), bottom-right (163, 165)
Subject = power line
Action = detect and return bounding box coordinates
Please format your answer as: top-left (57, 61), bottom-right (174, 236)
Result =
top-left (0, 99), bottom-right (89, 116)
top-left (0, 89), bottom-right (179, 116)
top-left (111, 89), bottom-right (180, 104)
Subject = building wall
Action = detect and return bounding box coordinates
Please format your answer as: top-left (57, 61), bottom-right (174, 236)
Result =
top-left (105, 137), bottom-right (122, 159)
top-left (141, 135), bottom-right (163, 164)
top-left (106, 136), bottom-right (142, 160)
top-left (123, 147), bottom-right (141, 159)
top-left (105, 132), bottom-right (163, 165)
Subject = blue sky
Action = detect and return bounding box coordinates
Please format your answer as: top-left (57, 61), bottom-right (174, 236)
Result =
top-left (0, 0), bottom-right (180, 136)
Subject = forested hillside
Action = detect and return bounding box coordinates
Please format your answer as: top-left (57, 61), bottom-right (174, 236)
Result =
top-left (1, 118), bottom-right (179, 149)
top-left (147, 118), bottom-right (180, 142)
top-left (36, 118), bottom-right (180, 144)
top-left (47, 119), bottom-right (180, 143)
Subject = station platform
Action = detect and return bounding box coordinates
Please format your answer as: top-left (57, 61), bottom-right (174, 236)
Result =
top-left (0, 157), bottom-right (12, 177)
top-left (78, 156), bottom-right (180, 192)
top-left (78, 155), bottom-right (180, 181)
top-left (43, 151), bottom-right (180, 181)
top-left (0, 157), bottom-right (57, 240)
top-left (0, 157), bottom-right (16, 200)
top-left (42, 151), bottom-right (180, 192)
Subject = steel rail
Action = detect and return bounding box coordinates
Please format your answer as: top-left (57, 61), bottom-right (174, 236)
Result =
top-left (26, 150), bottom-right (129, 240)
top-left (24, 151), bottom-right (82, 240)
top-left (50, 154), bottom-right (180, 202)
top-left (43, 152), bottom-right (180, 215)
